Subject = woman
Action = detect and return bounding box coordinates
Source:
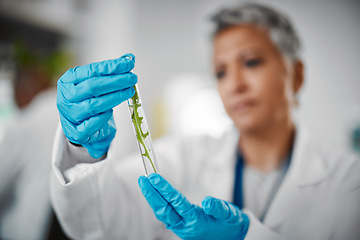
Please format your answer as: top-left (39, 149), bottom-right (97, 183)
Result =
top-left (52, 3), bottom-right (360, 240)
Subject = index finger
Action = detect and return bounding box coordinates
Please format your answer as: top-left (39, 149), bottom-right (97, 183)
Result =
top-left (60, 53), bottom-right (135, 84)
top-left (138, 176), bottom-right (183, 227)
top-left (147, 173), bottom-right (194, 216)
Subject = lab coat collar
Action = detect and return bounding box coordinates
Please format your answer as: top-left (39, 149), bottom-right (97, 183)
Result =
top-left (287, 125), bottom-right (329, 187)
top-left (212, 123), bottom-right (330, 187)
top-left (200, 123), bottom-right (330, 206)
top-left (261, 124), bottom-right (330, 227)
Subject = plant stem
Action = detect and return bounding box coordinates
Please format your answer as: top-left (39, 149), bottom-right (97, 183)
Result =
top-left (130, 86), bottom-right (157, 173)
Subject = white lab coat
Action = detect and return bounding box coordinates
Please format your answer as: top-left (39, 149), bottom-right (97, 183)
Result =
top-left (0, 89), bottom-right (58, 240)
top-left (50, 124), bottom-right (360, 240)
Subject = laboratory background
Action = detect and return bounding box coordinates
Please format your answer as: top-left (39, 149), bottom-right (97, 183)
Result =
top-left (0, 0), bottom-right (360, 239)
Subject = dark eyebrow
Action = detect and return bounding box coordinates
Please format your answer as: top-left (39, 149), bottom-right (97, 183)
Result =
top-left (214, 47), bottom-right (264, 68)
top-left (237, 48), bottom-right (263, 59)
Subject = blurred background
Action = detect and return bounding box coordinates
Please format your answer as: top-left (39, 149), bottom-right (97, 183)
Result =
top-left (1, 0), bottom-right (360, 155)
top-left (0, 0), bottom-right (359, 238)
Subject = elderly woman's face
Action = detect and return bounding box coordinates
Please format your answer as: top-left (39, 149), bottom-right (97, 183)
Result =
top-left (213, 25), bottom-right (302, 134)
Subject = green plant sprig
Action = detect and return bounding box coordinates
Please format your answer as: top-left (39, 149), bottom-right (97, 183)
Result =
top-left (130, 86), bottom-right (157, 173)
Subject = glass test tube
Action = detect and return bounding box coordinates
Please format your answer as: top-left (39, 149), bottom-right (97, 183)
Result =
top-left (127, 82), bottom-right (159, 176)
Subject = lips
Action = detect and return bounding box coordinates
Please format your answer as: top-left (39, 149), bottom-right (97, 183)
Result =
top-left (231, 100), bottom-right (256, 114)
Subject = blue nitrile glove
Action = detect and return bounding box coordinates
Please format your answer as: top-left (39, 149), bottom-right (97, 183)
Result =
top-left (57, 53), bottom-right (137, 158)
top-left (138, 173), bottom-right (249, 240)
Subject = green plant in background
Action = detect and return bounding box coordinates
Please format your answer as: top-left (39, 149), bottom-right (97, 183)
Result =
top-left (12, 40), bottom-right (72, 82)
top-left (129, 86), bottom-right (157, 173)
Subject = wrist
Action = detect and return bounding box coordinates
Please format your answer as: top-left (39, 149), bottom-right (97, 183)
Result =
top-left (236, 213), bottom-right (250, 240)
top-left (83, 143), bottom-right (108, 159)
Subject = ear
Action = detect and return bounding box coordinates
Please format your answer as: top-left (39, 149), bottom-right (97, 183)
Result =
top-left (293, 60), bottom-right (304, 94)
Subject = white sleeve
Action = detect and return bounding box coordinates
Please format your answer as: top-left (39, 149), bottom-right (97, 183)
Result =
top-left (50, 124), bottom-right (184, 240)
top-left (55, 133), bottom-right (107, 184)
top-left (243, 210), bottom-right (285, 240)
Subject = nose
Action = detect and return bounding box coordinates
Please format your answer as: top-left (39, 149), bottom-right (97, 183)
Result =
top-left (228, 65), bottom-right (247, 94)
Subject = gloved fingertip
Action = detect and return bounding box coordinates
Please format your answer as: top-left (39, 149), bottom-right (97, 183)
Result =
top-left (138, 175), bottom-right (146, 183)
top-left (148, 173), bottom-right (161, 185)
top-left (131, 73), bottom-right (138, 85)
top-left (202, 196), bottom-right (232, 220)
top-left (122, 53), bottom-right (135, 62)
top-left (130, 86), bottom-right (136, 97)
top-left (138, 175), bottom-right (151, 195)
top-left (148, 173), bottom-right (159, 178)
top-left (201, 196), bottom-right (214, 212)
top-left (138, 175), bottom-right (146, 187)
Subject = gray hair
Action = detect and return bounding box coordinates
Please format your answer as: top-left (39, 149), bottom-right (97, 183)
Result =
top-left (211, 3), bottom-right (301, 62)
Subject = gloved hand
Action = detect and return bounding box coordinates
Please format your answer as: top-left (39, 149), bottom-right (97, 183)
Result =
top-left (57, 53), bottom-right (137, 158)
top-left (138, 173), bottom-right (249, 240)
